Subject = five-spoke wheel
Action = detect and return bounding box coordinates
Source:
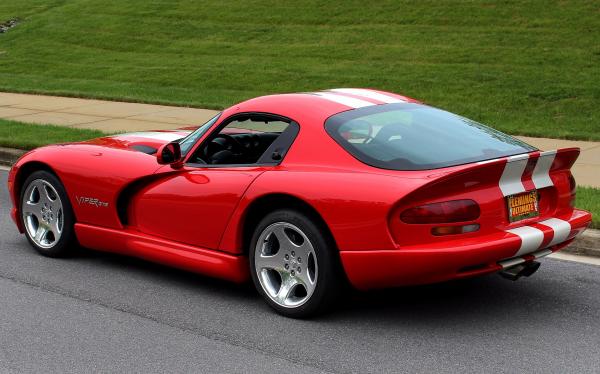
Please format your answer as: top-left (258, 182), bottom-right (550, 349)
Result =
top-left (22, 179), bottom-right (64, 249)
top-left (250, 209), bottom-right (342, 318)
top-left (255, 222), bottom-right (318, 308)
top-left (20, 171), bottom-right (76, 257)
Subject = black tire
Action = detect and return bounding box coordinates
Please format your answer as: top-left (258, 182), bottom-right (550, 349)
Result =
top-left (20, 170), bottom-right (77, 257)
top-left (249, 209), bottom-right (342, 318)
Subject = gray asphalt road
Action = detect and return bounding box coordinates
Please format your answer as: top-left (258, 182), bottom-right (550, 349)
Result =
top-left (1, 170), bottom-right (599, 374)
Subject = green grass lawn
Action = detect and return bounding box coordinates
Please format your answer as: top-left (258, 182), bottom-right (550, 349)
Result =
top-left (0, 119), bottom-right (104, 149)
top-left (577, 187), bottom-right (600, 229)
top-left (0, 1), bottom-right (599, 140)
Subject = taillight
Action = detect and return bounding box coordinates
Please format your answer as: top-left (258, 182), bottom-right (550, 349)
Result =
top-left (401, 199), bottom-right (480, 224)
top-left (569, 174), bottom-right (576, 207)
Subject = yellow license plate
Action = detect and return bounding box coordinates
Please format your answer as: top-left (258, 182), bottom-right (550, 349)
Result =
top-left (507, 190), bottom-right (539, 222)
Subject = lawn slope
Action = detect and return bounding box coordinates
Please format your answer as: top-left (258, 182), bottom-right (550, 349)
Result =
top-left (0, 1), bottom-right (599, 140)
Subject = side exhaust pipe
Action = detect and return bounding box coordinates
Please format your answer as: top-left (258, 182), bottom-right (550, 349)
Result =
top-left (499, 261), bottom-right (541, 281)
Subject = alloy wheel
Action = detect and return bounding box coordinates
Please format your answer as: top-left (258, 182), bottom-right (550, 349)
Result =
top-left (22, 179), bottom-right (64, 249)
top-left (254, 222), bottom-right (318, 308)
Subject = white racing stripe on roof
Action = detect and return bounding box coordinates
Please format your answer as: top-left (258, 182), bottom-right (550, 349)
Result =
top-left (532, 150), bottom-right (556, 189)
top-left (118, 132), bottom-right (184, 141)
top-left (313, 92), bottom-right (376, 108)
top-left (328, 88), bottom-right (406, 104)
top-left (499, 153), bottom-right (529, 197)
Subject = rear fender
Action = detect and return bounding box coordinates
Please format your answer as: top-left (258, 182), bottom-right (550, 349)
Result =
top-left (218, 169), bottom-right (429, 254)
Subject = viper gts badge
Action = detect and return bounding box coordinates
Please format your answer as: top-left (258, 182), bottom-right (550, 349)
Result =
top-left (76, 196), bottom-right (109, 208)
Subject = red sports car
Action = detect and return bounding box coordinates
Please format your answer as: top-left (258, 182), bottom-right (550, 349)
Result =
top-left (7, 88), bottom-right (592, 317)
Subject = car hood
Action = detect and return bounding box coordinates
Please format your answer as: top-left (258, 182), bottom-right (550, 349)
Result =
top-left (82, 130), bottom-right (193, 154)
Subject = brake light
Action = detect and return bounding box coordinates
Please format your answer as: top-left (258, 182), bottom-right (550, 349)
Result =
top-left (401, 199), bottom-right (480, 224)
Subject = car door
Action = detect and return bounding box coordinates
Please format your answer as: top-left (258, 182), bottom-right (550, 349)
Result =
top-left (129, 166), bottom-right (265, 250)
top-left (130, 112), bottom-right (299, 251)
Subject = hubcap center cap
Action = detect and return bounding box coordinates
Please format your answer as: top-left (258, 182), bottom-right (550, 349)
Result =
top-left (41, 204), bottom-right (54, 222)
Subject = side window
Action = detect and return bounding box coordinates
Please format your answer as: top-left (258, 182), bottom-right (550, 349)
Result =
top-left (188, 114), bottom-right (299, 166)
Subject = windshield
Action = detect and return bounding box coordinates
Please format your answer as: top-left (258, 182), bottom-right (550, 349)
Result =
top-left (178, 113), bottom-right (221, 155)
top-left (325, 103), bottom-right (536, 171)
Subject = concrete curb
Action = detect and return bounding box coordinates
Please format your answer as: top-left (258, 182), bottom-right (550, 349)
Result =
top-left (562, 229), bottom-right (600, 258)
top-left (0, 147), bottom-right (26, 167)
top-left (0, 145), bottom-right (598, 258)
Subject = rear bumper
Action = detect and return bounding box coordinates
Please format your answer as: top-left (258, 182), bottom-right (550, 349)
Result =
top-left (340, 209), bottom-right (592, 290)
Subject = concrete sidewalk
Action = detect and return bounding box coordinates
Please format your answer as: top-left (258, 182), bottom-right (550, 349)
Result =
top-left (0, 92), bottom-right (216, 132)
top-left (1, 92), bottom-right (599, 187)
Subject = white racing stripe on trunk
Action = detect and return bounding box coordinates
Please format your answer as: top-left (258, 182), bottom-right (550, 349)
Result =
top-left (118, 132), bottom-right (183, 142)
top-left (538, 218), bottom-right (571, 247)
top-left (313, 92), bottom-right (376, 108)
top-left (499, 153), bottom-right (529, 196)
top-left (506, 225), bottom-right (544, 256)
top-left (328, 88), bottom-right (406, 103)
top-left (531, 150), bottom-right (556, 189)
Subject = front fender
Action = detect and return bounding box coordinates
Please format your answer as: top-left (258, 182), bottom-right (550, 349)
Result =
top-left (10, 144), bottom-right (162, 230)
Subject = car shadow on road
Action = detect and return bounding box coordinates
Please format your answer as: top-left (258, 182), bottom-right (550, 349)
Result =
top-left (76, 247), bottom-right (256, 295)
top-left (72, 246), bottom-right (575, 326)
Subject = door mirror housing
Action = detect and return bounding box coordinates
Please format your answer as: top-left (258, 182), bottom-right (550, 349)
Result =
top-left (157, 141), bottom-right (183, 166)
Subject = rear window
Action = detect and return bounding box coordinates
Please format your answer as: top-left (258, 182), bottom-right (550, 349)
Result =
top-left (325, 103), bottom-right (536, 170)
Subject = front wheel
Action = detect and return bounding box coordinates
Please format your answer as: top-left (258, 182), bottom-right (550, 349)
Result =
top-left (249, 209), bottom-right (342, 318)
top-left (20, 170), bottom-right (77, 257)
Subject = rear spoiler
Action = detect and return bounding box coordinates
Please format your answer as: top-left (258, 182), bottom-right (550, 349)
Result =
top-left (405, 148), bottom-right (580, 202)
top-left (490, 147), bottom-right (579, 197)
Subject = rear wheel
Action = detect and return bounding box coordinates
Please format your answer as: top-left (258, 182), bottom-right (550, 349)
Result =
top-left (20, 171), bottom-right (77, 257)
top-left (249, 209), bottom-right (341, 318)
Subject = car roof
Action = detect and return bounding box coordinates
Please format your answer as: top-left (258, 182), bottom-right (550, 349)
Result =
top-left (226, 88), bottom-right (420, 124)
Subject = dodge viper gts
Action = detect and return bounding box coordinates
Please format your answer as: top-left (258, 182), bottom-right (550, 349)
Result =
top-left (7, 88), bottom-right (592, 317)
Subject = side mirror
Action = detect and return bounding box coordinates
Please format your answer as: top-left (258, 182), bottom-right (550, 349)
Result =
top-left (157, 141), bottom-right (182, 166)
